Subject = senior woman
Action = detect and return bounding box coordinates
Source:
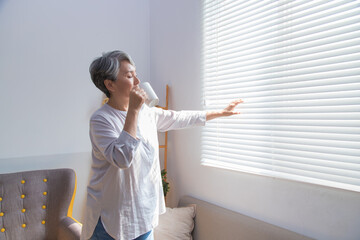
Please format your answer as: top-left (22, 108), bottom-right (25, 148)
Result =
top-left (81, 50), bottom-right (243, 240)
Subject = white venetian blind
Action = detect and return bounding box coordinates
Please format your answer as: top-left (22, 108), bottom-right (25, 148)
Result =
top-left (201, 0), bottom-right (360, 192)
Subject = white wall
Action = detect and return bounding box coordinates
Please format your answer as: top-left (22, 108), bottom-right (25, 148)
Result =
top-left (0, 0), bottom-right (150, 222)
top-left (149, 1), bottom-right (360, 240)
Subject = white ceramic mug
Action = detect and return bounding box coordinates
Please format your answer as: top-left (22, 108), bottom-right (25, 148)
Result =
top-left (140, 82), bottom-right (159, 107)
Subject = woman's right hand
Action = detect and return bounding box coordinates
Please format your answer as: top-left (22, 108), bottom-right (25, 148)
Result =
top-left (128, 85), bottom-right (147, 112)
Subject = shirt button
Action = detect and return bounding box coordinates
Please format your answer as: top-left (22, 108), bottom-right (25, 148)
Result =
top-left (42, 205), bottom-right (46, 209)
top-left (21, 194), bottom-right (25, 199)
top-left (41, 220), bottom-right (46, 225)
top-left (43, 178), bottom-right (48, 183)
top-left (21, 180), bottom-right (25, 184)
top-left (22, 224), bottom-right (26, 228)
top-left (0, 212), bottom-right (4, 217)
top-left (0, 228), bottom-right (5, 232)
top-left (0, 197), bottom-right (2, 202)
top-left (21, 209), bottom-right (26, 213)
top-left (43, 192), bottom-right (47, 196)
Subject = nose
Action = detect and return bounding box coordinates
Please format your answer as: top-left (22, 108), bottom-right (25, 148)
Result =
top-left (134, 75), bottom-right (140, 85)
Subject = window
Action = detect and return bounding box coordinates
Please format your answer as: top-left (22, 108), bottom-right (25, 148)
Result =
top-left (201, 0), bottom-right (360, 192)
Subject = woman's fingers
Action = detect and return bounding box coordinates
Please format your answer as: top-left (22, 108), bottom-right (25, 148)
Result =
top-left (232, 99), bottom-right (243, 106)
top-left (225, 99), bottom-right (243, 110)
top-left (129, 86), bottom-right (147, 110)
top-left (221, 99), bottom-right (243, 116)
top-left (133, 86), bottom-right (147, 99)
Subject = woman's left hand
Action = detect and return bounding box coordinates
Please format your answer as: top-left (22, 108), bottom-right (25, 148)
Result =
top-left (206, 99), bottom-right (243, 121)
top-left (221, 99), bottom-right (243, 116)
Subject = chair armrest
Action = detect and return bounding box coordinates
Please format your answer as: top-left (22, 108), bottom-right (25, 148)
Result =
top-left (58, 216), bottom-right (82, 240)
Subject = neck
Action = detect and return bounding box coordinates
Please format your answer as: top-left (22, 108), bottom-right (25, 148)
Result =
top-left (107, 95), bottom-right (129, 111)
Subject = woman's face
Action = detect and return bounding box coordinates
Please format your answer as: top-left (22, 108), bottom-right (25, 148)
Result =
top-left (114, 60), bottom-right (140, 97)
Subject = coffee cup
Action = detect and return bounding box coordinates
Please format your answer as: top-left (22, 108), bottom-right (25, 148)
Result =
top-left (140, 82), bottom-right (159, 108)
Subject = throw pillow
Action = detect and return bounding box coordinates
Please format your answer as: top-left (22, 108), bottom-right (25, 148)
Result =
top-left (154, 205), bottom-right (196, 240)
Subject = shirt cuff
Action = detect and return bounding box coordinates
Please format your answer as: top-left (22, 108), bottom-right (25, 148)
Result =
top-left (199, 111), bottom-right (207, 126)
top-left (120, 130), bottom-right (141, 149)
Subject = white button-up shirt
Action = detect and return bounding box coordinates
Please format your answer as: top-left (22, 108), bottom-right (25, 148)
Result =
top-left (81, 103), bottom-right (206, 240)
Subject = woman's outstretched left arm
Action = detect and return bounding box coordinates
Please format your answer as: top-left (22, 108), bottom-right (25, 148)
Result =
top-left (154, 98), bottom-right (243, 132)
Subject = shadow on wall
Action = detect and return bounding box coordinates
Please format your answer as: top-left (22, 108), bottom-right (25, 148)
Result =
top-left (0, 0), bottom-right (5, 9)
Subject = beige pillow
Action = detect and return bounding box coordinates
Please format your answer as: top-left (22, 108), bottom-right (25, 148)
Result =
top-left (154, 205), bottom-right (196, 240)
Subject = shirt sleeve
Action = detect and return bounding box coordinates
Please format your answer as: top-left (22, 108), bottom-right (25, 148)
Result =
top-left (90, 116), bottom-right (140, 169)
top-left (153, 107), bottom-right (206, 132)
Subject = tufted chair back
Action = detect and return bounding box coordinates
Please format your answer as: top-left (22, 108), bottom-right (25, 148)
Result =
top-left (0, 168), bottom-right (81, 240)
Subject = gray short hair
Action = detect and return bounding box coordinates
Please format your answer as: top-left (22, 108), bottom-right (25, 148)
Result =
top-left (89, 50), bottom-right (135, 98)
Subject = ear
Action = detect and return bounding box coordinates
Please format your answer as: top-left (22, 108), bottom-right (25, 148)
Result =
top-left (104, 79), bottom-right (115, 94)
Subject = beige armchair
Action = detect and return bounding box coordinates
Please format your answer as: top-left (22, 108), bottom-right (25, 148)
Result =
top-left (0, 168), bottom-right (81, 240)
